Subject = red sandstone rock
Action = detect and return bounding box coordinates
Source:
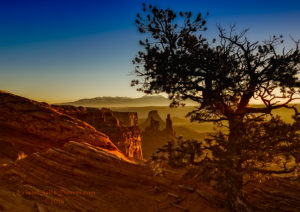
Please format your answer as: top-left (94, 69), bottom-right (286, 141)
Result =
top-left (0, 91), bottom-right (124, 163)
top-left (52, 105), bottom-right (143, 159)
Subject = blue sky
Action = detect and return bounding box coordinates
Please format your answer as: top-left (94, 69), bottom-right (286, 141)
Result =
top-left (1, 0), bottom-right (300, 103)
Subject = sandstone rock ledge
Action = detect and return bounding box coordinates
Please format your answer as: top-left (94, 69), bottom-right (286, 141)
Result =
top-left (0, 91), bottom-right (126, 163)
top-left (0, 141), bottom-right (168, 212)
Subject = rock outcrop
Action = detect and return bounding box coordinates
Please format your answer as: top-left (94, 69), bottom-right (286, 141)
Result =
top-left (0, 140), bottom-right (299, 212)
top-left (113, 111), bottom-right (138, 127)
top-left (51, 105), bottom-right (120, 127)
top-left (99, 126), bottom-right (142, 159)
top-left (52, 105), bottom-right (143, 159)
top-left (0, 91), bottom-right (127, 164)
top-left (143, 113), bottom-right (175, 137)
top-left (0, 141), bottom-right (169, 212)
top-left (140, 110), bottom-right (165, 130)
top-left (0, 91), bottom-right (142, 160)
top-left (142, 111), bottom-right (176, 158)
top-left (165, 114), bottom-right (174, 134)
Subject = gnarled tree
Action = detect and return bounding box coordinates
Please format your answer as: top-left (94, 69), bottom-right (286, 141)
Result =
top-left (132, 3), bottom-right (300, 212)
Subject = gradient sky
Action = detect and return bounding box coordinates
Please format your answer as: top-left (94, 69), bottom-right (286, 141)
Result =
top-left (1, 0), bottom-right (300, 103)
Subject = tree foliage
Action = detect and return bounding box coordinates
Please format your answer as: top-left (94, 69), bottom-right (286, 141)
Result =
top-left (133, 3), bottom-right (300, 212)
top-left (153, 138), bottom-right (203, 168)
top-left (132, 4), bottom-right (300, 121)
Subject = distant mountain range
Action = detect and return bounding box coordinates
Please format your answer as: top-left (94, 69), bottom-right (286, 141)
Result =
top-left (58, 95), bottom-right (170, 107)
top-left (59, 95), bottom-right (198, 107)
top-left (60, 95), bottom-right (197, 107)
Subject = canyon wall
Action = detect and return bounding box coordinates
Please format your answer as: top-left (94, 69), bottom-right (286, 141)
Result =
top-left (113, 111), bottom-right (138, 127)
top-left (52, 105), bottom-right (143, 159)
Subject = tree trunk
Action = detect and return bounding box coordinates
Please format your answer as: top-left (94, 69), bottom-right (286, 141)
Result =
top-left (225, 171), bottom-right (253, 212)
top-left (227, 189), bottom-right (253, 212)
top-left (228, 116), bottom-right (244, 153)
top-left (226, 116), bottom-right (254, 212)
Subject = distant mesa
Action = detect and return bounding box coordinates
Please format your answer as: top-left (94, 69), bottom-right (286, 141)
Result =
top-left (143, 110), bottom-right (175, 137)
top-left (140, 110), bottom-right (165, 130)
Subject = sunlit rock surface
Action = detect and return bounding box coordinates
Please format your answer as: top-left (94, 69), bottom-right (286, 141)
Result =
top-left (52, 105), bottom-right (143, 159)
top-left (0, 91), bottom-right (123, 164)
top-left (0, 141), bottom-right (161, 212)
top-left (0, 140), bottom-right (299, 212)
